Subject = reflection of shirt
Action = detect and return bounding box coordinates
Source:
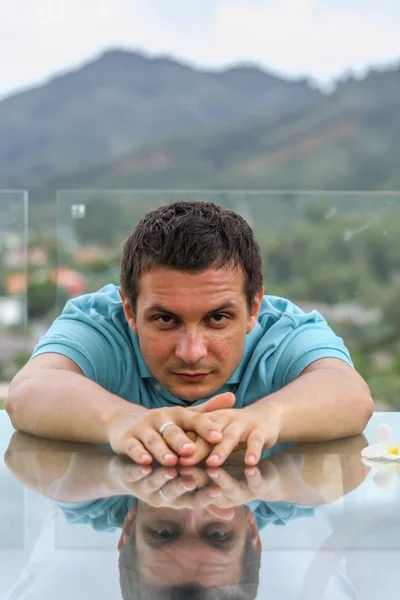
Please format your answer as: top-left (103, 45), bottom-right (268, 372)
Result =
top-left (4, 498), bottom-right (355, 600)
top-left (57, 497), bottom-right (357, 600)
top-left (31, 284), bottom-right (352, 408)
top-left (57, 496), bottom-right (315, 533)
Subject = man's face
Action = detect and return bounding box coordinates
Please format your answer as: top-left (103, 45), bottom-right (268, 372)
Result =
top-left (134, 504), bottom-right (251, 587)
top-left (121, 266), bottom-right (263, 402)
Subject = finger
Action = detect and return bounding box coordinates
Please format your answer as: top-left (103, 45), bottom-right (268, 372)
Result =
top-left (161, 425), bottom-right (197, 457)
top-left (207, 468), bottom-right (242, 496)
top-left (206, 425), bottom-right (243, 467)
top-left (123, 439), bottom-right (154, 465)
top-left (186, 484), bottom-right (222, 504)
top-left (191, 392), bottom-right (236, 413)
top-left (121, 464), bottom-right (153, 482)
top-left (171, 487), bottom-right (221, 510)
top-left (182, 412), bottom-right (224, 445)
top-left (206, 505), bottom-right (236, 521)
top-left (160, 476), bottom-right (198, 499)
top-left (244, 466), bottom-right (263, 490)
top-left (136, 468), bottom-right (178, 493)
top-left (179, 437), bottom-right (211, 467)
top-left (108, 456), bottom-right (153, 491)
top-left (245, 428), bottom-right (266, 466)
top-left (110, 455), bottom-right (153, 479)
top-left (138, 431), bottom-right (178, 466)
top-left (178, 466), bottom-right (211, 488)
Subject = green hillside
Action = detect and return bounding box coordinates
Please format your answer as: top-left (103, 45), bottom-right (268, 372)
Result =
top-left (0, 49), bottom-right (319, 188)
top-left (33, 63), bottom-right (400, 197)
top-left (89, 64), bottom-right (400, 189)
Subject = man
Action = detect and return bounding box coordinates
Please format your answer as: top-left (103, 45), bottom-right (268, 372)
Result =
top-left (5, 200), bottom-right (373, 466)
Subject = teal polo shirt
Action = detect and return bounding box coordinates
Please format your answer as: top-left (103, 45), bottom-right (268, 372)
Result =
top-left (31, 284), bottom-right (353, 408)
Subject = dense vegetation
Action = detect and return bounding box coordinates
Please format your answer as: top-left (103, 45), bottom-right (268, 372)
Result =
top-left (3, 192), bottom-right (395, 409)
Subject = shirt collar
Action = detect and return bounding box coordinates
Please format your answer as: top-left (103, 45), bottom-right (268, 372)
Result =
top-left (225, 363), bottom-right (242, 384)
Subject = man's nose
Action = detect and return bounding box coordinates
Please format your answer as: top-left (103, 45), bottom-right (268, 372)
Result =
top-left (175, 330), bottom-right (207, 364)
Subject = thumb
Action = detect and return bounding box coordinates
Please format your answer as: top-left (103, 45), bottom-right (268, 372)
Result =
top-left (192, 392), bottom-right (236, 413)
top-left (207, 505), bottom-right (235, 521)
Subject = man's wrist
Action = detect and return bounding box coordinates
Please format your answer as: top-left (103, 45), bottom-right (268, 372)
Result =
top-left (101, 399), bottom-right (147, 434)
top-left (244, 394), bottom-right (283, 420)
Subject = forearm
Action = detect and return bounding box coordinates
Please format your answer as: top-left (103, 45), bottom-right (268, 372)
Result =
top-left (259, 368), bottom-right (374, 442)
top-left (5, 370), bottom-right (147, 444)
top-left (46, 452), bottom-right (124, 502)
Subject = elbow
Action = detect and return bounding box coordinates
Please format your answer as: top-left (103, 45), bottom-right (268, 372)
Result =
top-left (363, 391), bottom-right (375, 425)
top-left (4, 381), bottom-right (16, 424)
top-left (361, 377), bottom-right (374, 423)
top-left (4, 387), bottom-right (19, 430)
top-left (4, 378), bottom-right (32, 431)
top-left (354, 387), bottom-right (374, 435)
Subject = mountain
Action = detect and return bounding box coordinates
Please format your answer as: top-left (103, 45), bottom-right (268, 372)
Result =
top-left (0, 49), bottom-right (319, 187)
top-left (39, 63), bottom-right (400, 194)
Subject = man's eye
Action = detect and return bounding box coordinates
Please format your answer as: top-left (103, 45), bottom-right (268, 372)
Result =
top-left (208, 314), bottom-right (229, 325)
top-left (155, 527), bottom-right (176, 538)
top-left (202, 525), bottom-right (233, 543)
top-left (151, 525), bottom-right (180, 539)
top-left (155, 315), bottom-right (175, 326)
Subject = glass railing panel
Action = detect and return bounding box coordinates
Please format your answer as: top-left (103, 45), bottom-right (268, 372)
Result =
top-left (55, 190), bottom-right (400, 410)
top-left (0, 190), bottom-right (28, 404)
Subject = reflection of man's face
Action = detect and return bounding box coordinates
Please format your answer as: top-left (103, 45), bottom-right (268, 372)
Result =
top-left (135, 503), bottom-right (255, 588)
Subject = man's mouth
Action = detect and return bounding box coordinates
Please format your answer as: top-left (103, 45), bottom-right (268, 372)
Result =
top-left (173, 372), bottom-right (210, 382)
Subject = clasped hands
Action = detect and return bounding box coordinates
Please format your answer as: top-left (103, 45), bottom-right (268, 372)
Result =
top-left (107, 392), bottom-right (282, 467)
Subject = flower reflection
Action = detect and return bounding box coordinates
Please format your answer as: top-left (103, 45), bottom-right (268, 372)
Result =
top-left (361, 458), bottom-right (400, 491)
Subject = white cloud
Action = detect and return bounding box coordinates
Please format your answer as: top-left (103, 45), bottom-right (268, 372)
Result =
top-left (0, 0), bottom-right (399, 98)
top-left (0, 0), bottom-right (172, 97)
top-left (186, 0), bottom-right (400, 84)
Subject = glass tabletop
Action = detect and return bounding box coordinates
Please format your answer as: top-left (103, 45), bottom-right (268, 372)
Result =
top-left (1, 410), bottom-right (400, 599)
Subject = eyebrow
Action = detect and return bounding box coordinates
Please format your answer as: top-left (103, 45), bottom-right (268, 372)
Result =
top-left (145, 302), bottom-right (239, 318)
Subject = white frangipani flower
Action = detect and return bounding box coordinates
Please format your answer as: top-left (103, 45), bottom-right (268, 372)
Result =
top-left (361, 423), bottom-right (400, 461)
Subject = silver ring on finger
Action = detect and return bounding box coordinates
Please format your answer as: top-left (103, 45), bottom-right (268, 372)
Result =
top-left (159, 488), bottom-right (172, 501)
top-left (159, 421), bottom-right (175, 436)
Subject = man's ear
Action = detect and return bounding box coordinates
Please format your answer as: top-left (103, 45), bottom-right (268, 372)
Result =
top-left (246, 286), bottom-right (264, 334)
top-left (118, 504), bottom-right (138, 551)
top-left (244, 506), bottom-right (262, 553)
top-left (119, 289), bottom-right (138, 335)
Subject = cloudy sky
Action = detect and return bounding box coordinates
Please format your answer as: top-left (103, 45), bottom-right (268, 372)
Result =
top-left (1, 0), bottom-right (400, 98)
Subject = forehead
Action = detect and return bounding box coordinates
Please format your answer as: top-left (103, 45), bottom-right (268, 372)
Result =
top-left (137, 266), bottom-right (247, 310)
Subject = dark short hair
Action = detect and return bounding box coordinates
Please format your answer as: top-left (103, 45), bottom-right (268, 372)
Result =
top-left (119, 524), bottom-right (261, 600)
top-left (120, 201), bottom-right (263, 311)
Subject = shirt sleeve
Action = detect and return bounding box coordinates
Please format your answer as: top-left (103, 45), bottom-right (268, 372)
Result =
top-left (248, 500), bottom-right (316, 531)
top-left (57, 496), bottom-right (136, 532)
top-left (271, 309), bottom-right (353, 390)
top-left (30, 297), bottom-right (126, 392)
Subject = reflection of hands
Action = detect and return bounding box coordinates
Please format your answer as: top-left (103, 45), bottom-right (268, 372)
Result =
top-left (5, 429), bottom-right (370, 508)
top-left (108, 459), bottom-right (216, 507)
top-left (107, 459), bottom-right (260, 520)
top-left (106, 454), bottom-right (324, 518)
